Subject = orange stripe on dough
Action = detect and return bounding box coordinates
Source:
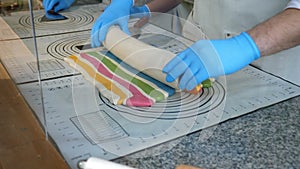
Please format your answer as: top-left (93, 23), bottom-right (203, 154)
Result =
top-left (69, 55), bottom-right (127, 105)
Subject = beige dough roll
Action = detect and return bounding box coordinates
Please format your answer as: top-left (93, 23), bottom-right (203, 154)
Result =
top-left (103, 26), bottom-right (179, 89)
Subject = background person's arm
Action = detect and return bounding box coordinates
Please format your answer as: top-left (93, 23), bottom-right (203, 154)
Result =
top-left (248, 8), bottom-right (300, 56)
top-left (132, 0), bottom-right (182, 28)
top-left (146, 0), bottom-right (182, 13)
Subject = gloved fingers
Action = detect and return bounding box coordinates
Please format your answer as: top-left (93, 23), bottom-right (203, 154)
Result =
top-left (91, 21), bottom-right (99, 47)
top-left (98, 23), bottom-right (111, 45)
top-left (54, 0), bottom-right (74, 12)
top-left (45, 12), bottom-right (66, 20)
top-left (91, 21), bottom-right (104, 48)
top-left (163, 49), bottom-right (189, 73)
top-left (91, 18), bottom-right (100, 37)
top-left (43, 0), bottom-right (52, 11)
top-left (89, 0), bottom-right (133, 48)
top-left (91, 32), bottom-right (100, 48)
top-left (119, 19), bottom-right (131, 35)
top-left (91, 16), bottom-right (130, 47)
top-left (186, 70), bottom-right (209, 91)
top-left (164, 54), bottom-right (191, 83)
top-left (182, 76), bottom-right (201, 92)
top-left (54, 3), bottom-right (66, 12)
top-left (43, 0), bottom-right (49, 11)
top-left (178, 63), bottom-right (201, 89)
top-left (165, 61), bottom-right (189, 82)
top-left (47, 0), bottom-right (59, 11)
top-left (163, 56), bottom-right (181, 75)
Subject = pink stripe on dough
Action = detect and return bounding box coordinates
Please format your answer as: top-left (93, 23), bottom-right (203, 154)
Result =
top-left (81, 53), bottom-right (154, 107)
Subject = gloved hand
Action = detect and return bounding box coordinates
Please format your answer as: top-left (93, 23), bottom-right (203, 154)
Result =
top-left (163, 32), bottom-right (260, 91)
top-left (91, 0), bottom-right (134, 47)
top-left (43, 0), bottom-right (74, 13)
top-left (44, 12), bottom-right (67, 20)
top-left (130, 5), bottom-right (150, 18)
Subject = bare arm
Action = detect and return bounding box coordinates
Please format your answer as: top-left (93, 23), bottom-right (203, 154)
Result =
top-left (146, 0), bottom-right (182, 13)
top-left (134, 0), bottom-right (182, 12)
top-left (133, 0), bottom-right (182, 28)
top-left (247, 8), bottom-right (300, 56)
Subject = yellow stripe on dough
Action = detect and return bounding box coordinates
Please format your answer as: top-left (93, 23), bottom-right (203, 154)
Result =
top-left (68, 55), bottom-right (127, 105)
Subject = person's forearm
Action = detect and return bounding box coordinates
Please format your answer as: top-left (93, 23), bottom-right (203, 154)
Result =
top-left (247, 8), bottom-right (300, 56)
top-left (145, 0), bottom-right (182, 13)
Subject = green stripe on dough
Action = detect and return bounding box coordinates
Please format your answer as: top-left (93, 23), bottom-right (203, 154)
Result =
top-left (67, 55), bottom-right (127, 105)
top-left (86, 52), bottom-right (165, 102)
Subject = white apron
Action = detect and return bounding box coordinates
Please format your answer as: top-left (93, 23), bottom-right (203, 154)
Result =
top-left (182, 0), bottom-right (290, 41)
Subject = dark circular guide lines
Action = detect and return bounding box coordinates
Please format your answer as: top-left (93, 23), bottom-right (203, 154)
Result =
top-left (47, 34), bottom-right (89, 60)
top-left (19, 10), bottom-right (94, 30)
top-left (100, 81), bottom-right (226, 119)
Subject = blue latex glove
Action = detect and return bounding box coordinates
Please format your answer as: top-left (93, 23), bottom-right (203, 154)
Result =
top-left (130, 5), bottom-right (150, 18)
top-left (44, 12), bottom-right (67, 20)
top-left (43, 0), bottom-right (74, 13)
top-left (91, 0), bottom-right (134, 47)
top-left (163, 32), bottom-right (260, 91)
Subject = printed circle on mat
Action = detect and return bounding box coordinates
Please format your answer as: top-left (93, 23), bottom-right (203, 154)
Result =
top-left (46, 34), bottom-right (89, 60)
top-left (99, 81), bottom-right (226, 119)
top-left (18, 11), bottom-right (94, 30)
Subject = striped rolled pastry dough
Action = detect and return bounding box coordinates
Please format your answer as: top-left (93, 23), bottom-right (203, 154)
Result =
top-left (103, 26), bottom-right (179, 89)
